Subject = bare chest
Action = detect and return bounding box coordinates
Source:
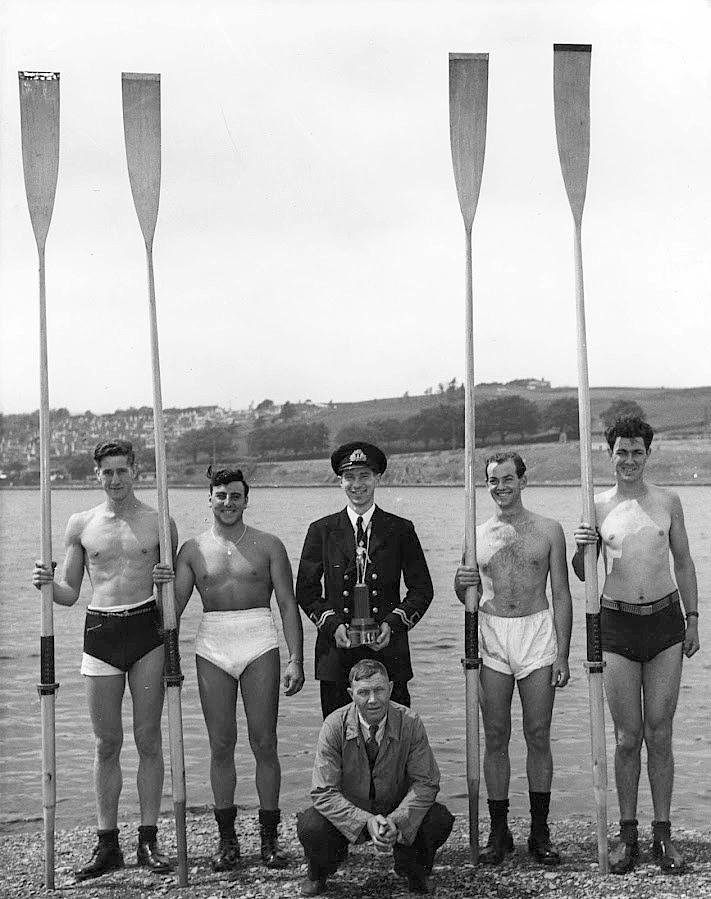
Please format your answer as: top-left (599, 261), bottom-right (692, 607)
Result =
top-left (194, 541), bottom-right (271, 589)
top-left (82, 516), bottom-right (159, 568)
top-left (599, 500), bottom-right (670, 554)
top-left (477, 524), bottom-right (549, 576)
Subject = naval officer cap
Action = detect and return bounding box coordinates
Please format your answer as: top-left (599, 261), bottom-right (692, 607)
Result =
top-left (331, 442), bottom-right (387, 476)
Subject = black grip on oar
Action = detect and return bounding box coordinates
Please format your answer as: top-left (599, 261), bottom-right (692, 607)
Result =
top-left (163, 628), bottom-right (184, 687)
top-left (37, 636), bottom-right (59, 695)
top-left (584, 612), bottom-right (604, 674)
top-left (461, 610), bottom-right (482, 670)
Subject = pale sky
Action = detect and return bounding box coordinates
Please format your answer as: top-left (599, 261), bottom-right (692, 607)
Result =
top-left (1, 0), bottom-right (709, 415)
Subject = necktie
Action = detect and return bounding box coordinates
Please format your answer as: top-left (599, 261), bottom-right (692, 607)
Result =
top-left (356, 515), bottom-right (366, 551)
top-left (366, 724), bottom-right (379, 767)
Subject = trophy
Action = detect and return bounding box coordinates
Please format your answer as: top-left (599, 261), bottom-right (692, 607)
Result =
top-left (349, 542), bottom-right (380, 647)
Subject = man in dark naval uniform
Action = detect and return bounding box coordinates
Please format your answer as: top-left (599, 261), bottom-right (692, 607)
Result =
top-left (296, 442), bottom-right (434, 718)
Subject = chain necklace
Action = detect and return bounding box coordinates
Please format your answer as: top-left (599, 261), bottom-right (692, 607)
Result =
top-left (211, 524), bottom-right (247, 556)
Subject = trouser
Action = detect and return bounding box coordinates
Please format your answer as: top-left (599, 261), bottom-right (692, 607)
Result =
top-left (296, 802), bottom-right (454, 882)
top-left (320, 679), bottom-right (411, 719)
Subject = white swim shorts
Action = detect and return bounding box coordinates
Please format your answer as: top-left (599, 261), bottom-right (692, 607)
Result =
top-left (479, 608), bottom-right (558, 680)
top-left (196, 607), bottom-right (279, 680)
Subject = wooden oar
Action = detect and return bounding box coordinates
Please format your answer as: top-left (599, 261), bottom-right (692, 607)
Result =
top-left (449, 52), bottom-right (488, 864)
top-left (553, 43), bottom-right (609, 874)
top-left (19, 70), bottom-right (61, 891)
top-left (121, 72), bottom-right (188, 887)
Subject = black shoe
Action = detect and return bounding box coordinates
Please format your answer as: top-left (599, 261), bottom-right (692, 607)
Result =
top-left (75, 843), bottom-right (124, 881)
top-left (652, 837), bottom-right (686, 875)
top-left (137, 839), bottom-right (171, 874)
top-left (301, 875), bottom-right (327, 896)
top-left (211, 835), bottom-right (241, 872)
top-left (479, 827), bottom-right (514, 865)
top-left (260, 826), bottom-right (289, 868)
top-left (527, 827), bottom-right (561, 866)
top-left (609, 839), bottom-right (639, 875)
top-left (406, 870), bottom-right (431, 894)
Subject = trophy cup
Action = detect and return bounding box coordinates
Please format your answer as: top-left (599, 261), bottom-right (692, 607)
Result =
top-left (349, 543), bottom-right (380, 647)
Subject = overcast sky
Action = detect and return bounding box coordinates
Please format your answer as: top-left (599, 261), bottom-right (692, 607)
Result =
top-left (1, 0), bottom-right (709, 415)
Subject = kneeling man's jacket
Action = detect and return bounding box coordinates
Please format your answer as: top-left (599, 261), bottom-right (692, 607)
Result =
top-left (311, 701), bottom-right (440, 845)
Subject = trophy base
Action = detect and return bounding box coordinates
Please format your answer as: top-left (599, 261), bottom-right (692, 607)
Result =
top-left (349, 620), bottom-right (380, 647)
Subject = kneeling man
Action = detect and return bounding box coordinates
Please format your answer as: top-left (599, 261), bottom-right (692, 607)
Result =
top-left (455, 451), bottom-right (572, 866)
top-left (297, 659), bottom-right (454, 896)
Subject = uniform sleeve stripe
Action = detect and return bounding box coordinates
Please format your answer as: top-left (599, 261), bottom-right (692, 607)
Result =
top-left (393, 607), bottom-right (416, 629)
top-left (315, 609), bottom-right (335, 629)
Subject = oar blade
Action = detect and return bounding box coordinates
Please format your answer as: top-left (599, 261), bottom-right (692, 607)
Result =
top-left (122, 73), bottom-right (161, 245)
top-left (19, 72), bottom-right (60, 249)
top-left (553, 44), bottom-right (591, 223)
top-left (449, 53), bottom-right (489, 230)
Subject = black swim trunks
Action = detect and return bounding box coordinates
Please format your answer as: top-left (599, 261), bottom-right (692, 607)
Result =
top-left (83, 599), bottom-right (163, 672)
top-left (600, 591), bottom-right (685, 663)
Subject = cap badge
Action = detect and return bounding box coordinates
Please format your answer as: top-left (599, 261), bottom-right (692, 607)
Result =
top-left (349, 448), bottom-right (367, 464)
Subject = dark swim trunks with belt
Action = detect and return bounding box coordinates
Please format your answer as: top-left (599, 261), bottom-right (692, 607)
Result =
top-left (83, 599), bottom-right (163, 672)
top-left (600, 590), bottom-right (685, 663)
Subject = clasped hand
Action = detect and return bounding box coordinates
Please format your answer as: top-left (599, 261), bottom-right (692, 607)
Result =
top-left (367, 814), bottom-right (398, 851)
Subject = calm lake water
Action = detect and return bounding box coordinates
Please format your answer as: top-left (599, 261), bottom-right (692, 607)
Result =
top-left (1, 485), bottom-right (709, 833)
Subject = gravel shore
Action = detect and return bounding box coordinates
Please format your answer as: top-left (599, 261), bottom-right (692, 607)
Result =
top-left (1, 813), bottom-right (710, 899)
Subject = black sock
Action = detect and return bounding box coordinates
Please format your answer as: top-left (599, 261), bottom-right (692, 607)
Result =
top-left (651, 820), bottom-right (670, 842)
top-left (619, 819), bottom-right (639, 845)
top-left (529, 791), bottom-right (551, 833)
top-left (488, 798), bottom-right (509, 831)
top-left (259, 808), bottom-right (281, 830)
top-left (97, 828), bottom-right (120, 848)
top-left (138, 824), bottom-right (158, 845)
top-left (214, 805), bottom-right (238, 840)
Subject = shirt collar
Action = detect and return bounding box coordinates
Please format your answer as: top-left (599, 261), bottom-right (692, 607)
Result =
top-left (357, 710), bottom-right (387, 743)
top-left (347, 504), bottom-right (375, 531)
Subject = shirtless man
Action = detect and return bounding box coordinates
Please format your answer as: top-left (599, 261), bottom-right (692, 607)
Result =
top-left (454, 451), bottom-right (572, 866)
top-left (573, 415), bottom-right (699, 874)
top-left (153, 467), bottom-right (304, 871)
top-left (32, 440), bottom-right (176, 881)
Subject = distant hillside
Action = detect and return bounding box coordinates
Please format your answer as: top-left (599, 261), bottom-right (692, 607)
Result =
top-left (294, 385), bottom-right (711, 444)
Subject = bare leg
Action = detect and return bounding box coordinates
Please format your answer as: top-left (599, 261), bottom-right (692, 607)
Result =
top-left (642, 643), bottom-right (683, 821)
top-left (128, 645), bottom-right (165, 825)
top-left (85, 674), bottom-right (126, 830)
top-left (603, 652), bottom-right (643, 821)
top-left (240, 648), bottom-right (281, 809)
top-left (518, 665), bottom-right (556, 792)
top-left (479, 666), bottom-right (515, 800)
top-left (197, 654), bottom-right (239, 807)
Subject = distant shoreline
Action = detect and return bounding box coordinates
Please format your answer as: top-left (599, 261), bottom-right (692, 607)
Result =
top-left (3, 480), bottom-right (711, 490)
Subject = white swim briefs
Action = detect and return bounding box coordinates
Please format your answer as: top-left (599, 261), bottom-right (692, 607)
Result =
top-left (196, 607), bottom-right (279, 679)
top-left (479, 608), bottom-right (558, 680)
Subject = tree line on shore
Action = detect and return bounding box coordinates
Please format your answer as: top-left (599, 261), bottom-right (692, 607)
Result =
top-left (1, 396), bottom-right (645, 484)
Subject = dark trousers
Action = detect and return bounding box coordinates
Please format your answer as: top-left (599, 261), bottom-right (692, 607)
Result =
top-left (296, 802), bottom-right (454, 882)
top-left (320, 680), bottom-right (411, 719)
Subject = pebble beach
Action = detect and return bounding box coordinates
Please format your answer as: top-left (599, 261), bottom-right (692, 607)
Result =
top-left (1, 813), bottom-right (710, 899)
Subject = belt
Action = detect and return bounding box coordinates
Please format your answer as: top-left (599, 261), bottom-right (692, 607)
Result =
top-left (600, 591), bottom-right (679, 616)
top-left (87, 600), bottom-right (156, 619)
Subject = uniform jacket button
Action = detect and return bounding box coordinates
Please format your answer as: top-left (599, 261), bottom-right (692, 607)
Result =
top-left (371, 572), bottom-right (378, 580)
top-left (372, 590), bottom-right (378, 597)
top-left (343, 590), bottom-right (350, 597)
top-left (372, 606), bottom-right (379, 614)
top-left (344, 573), bottom-right (350, 580)
top-left (343, 607), bottom-right (350, 615)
